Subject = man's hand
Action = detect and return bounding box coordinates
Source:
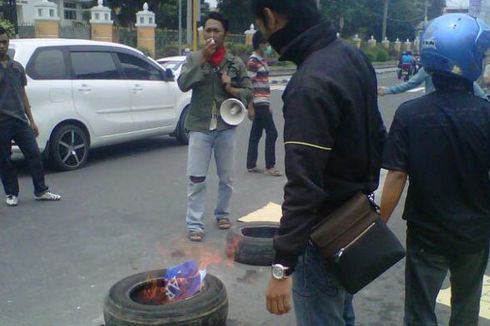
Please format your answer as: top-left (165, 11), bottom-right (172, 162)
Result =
top-left (31, 122), bottom-right (39, 137)
top-left (265, 277), bottom-right (293, 315)
top-left (377, 87), bottom-right (385, 96)
top-left (247, 104), bottom-right (255, 121)
top-left (202, 38), bottom-right (217, 63)
top-left (221, 71), bottom-right (231, 87)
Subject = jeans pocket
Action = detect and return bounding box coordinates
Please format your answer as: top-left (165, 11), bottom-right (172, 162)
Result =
top-left (294, 247), bottom-right (340, 298)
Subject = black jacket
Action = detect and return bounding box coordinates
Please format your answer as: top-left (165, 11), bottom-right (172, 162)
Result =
top-left (274, 21), bottom-right (386, 273)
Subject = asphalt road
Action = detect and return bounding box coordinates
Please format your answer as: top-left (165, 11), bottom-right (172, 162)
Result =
top-left (0, 73), bottom-right (488, 326)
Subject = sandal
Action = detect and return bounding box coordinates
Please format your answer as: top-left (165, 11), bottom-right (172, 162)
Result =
top-left (217, 218), bottom-right (231, 230)
top-left (188, 230), bottom-right (204, 242)
top-left (264, 168), bottom-right (283, 177)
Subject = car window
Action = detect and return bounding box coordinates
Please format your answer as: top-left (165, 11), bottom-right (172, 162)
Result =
top-left (159, 60), bottom-right (183, 71)
top-left (71, 51), bottom-right (119, 80)
top-left (27, 48), bottom-right (67, 79)
top-left (117, 53), bottom-right (161, 81)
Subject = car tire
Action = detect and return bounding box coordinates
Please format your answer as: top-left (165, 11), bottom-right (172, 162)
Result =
top-left (226, 222), bottom-right (279, 266)
top-left (175, 106), bottom-right (189, 145)
top-left (49, 124), bottom-right (89, 171)
top-left (103, 270), bottom-right (228, 326)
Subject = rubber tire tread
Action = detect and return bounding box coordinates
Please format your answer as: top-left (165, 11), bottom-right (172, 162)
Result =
top-left (103, 270), bottom-right (228, 326)
top-left (226, 222), bottom-right (279, 266)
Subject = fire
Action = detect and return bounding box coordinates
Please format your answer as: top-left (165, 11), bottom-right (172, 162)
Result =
top-left (135, 274), bottom-right (168, 305)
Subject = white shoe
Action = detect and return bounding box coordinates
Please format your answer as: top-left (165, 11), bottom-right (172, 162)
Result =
top-left (35, 191), bottom-right (61, 201)
top-left (6, 195), bottom-right (18, 206)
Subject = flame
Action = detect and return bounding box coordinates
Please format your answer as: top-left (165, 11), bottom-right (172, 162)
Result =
top-left (137, 273), bottom-right (168, 305)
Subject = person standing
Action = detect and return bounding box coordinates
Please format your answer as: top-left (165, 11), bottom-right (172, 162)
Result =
top-left (246, 30), bottom-right (282, 177)
top-left (177, 12), bottom-right (252, 242)
top-left (0, 27), bottom-right (61, 206)
top-left (380, 14), bottom-right (490, 326)
top-left (250, 1), bottom-right (386, 324)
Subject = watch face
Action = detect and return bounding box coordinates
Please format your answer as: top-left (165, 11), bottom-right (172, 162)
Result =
top-left (272, 265), bottom-right (284, 279)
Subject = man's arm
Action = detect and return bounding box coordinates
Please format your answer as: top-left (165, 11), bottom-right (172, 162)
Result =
top-left (21, 87), bottom-right (38, 136)
top-left (177, 52), bottom-right (208, 92)
top-left (383, 68), bottom-right (427, 95)
top-left (223, 58), bottom-right (252, 106)
top-left (380, 170), bottom-right (407, 223)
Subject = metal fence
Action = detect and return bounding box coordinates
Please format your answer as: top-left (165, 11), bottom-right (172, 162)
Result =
top-left (117, 28), bottom-right (137, 48)
top-left (18, 24), bottom-right (35, 38)
top-left (60, 23), bottom-right (90, 39)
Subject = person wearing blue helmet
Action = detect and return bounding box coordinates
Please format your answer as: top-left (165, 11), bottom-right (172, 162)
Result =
top-left (380, 13), bottom-right (490, 326)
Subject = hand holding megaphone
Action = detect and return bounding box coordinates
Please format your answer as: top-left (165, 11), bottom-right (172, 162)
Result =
top-left (220, 98), bottom-right (247, 126)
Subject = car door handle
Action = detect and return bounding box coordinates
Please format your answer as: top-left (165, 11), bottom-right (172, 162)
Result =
top-left (78, 84), bottom-right (91, 92)
top-left (132, 84), bottom-right (143, 92)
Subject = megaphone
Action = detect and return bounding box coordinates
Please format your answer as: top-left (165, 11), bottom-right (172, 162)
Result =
top-left (220, 98), bottom-right (247, 126)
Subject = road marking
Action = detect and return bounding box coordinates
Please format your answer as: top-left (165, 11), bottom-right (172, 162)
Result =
top-left (437, 274), bottom-right (490, 320)
top-left (407, 87), bottom-right (425, 93)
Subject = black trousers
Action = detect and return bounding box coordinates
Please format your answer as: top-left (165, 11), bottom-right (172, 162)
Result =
top-left (404, 233), bottom-right (489, 326)
top-left (246, 103), bottom-right (278, 170)
top-left (0, 118), bottom-right (48, 196)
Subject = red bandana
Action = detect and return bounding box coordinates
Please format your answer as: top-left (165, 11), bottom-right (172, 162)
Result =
top-left (208, 47), bottom-right (226, 66)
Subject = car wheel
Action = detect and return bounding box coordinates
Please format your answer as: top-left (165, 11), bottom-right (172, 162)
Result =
top-left (175, 106), bottom-right (189, 145)
top-left (103, 270), bottom-right (228, 326)
top-left (49, 124), bottom-right (89, 171)
top-left (226, 222), bottom-right (279, 266)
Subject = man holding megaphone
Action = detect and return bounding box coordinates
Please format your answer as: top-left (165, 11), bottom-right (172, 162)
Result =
top-left (177, 12), bottom-right (252, 242)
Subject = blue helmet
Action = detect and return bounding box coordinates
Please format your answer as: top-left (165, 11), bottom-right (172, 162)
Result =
top-left (421, 13), bottom-right (490, 82)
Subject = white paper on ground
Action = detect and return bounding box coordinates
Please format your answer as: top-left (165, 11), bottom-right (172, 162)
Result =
top-left (238, 202), bottom-right (282, 223)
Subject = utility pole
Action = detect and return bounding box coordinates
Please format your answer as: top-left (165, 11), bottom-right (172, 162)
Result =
top-left (192, 0), bottom-right (198, 51)
top-left (424, 0), bottom-right (428, 27)
top-left (382, 0), bottom-right (389, 40)
top-left (178, 0), bottom-right (182, 55)
top-left (316, 0), bottom-right (320, 9)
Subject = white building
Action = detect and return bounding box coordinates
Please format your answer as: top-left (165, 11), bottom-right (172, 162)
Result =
top-left (16, 0), bottom-right (94, 25)
top-left (445, 0), bottom-right (470, 13)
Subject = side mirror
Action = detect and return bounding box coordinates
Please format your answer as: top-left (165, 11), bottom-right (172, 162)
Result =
top-left (163, 68), bottom-right (174, 81)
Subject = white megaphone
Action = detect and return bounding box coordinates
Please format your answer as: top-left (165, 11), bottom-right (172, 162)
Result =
top-left (220, 98), bottom-right (247, 126)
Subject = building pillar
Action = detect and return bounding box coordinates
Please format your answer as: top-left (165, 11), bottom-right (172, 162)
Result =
top-left (368, 35), bottom-right (377, 48)
top-left (90, 0), bottom-right (114, 42)
top-left (382, 37), bottom-right (390, 49)
top-left (34, 0), bottom-right (60, 38)
top-left (245, 24), bottom-right (256, 46)
top-left (353, 34), bottom-right (361, 49)
top-left (136, 3), bottom-right (156, 57)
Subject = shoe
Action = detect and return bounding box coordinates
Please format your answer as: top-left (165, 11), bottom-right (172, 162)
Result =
top-left (35, 191), bottom-right (61, 201)
top-left (188, 230), bottom-right (204, 242)
top-left (247, 167), bottom-right (263, 173)
top-left (264, 168), bottom-right (283, 176)
top-left (217, 217), bottom-right (231, 230)
top-left (6, 195), bottom-right (18, 206)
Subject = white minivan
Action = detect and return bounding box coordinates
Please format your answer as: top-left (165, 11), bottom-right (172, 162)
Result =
top-left (9, 39), bottom-right (191, 170)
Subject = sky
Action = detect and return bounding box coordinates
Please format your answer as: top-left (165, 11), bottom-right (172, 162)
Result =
top-left (207, 0), bottom-right (217, 8)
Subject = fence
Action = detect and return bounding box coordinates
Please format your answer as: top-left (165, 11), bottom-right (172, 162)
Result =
top-left (18, 23), bottom-right (35, 38)
top-left (117, 28), bottom-right (137, 48)
top-left (60, 22), bottom-right (90, 39)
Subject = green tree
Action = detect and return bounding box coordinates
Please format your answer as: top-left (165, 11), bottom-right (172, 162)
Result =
top-left (217, 0), bottom-right (253, 33)
top-left (0, 19), bottom-right (15, 37)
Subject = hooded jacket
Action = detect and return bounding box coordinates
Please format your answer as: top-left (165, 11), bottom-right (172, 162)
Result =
top-left (274, 21), bottom-right (387, 273)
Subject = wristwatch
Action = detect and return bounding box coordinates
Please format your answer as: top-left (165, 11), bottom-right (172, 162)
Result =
top-left (271, 264), bottom-right (289, 280)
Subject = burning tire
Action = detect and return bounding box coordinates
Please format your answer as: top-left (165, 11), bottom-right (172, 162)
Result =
top-left (226, 222), bottom-right (279, 266)
top-left (103, 269), bottom-right (228, 326)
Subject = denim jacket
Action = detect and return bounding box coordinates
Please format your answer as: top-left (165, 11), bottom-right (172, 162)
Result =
top-left (386, 67), bottom-right (487, 99)
top-left (177, 50), bottom-right (252, 132)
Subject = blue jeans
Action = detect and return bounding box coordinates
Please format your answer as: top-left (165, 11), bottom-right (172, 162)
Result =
top-left (0, 118), bottom-right (48, 196)
top-left (186, 129), bottom-right (236, 232)
top-left (404, 234), bottom-right (489, 326)
top-left (293, 242), bottom-right (354, 325)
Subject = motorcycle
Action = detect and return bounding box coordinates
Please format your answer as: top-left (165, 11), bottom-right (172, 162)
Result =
top-left (397, 63), bottom-right (413, 82)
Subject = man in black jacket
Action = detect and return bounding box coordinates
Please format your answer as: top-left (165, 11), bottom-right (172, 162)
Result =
top-left (250, 1), bottom-right (386, 324)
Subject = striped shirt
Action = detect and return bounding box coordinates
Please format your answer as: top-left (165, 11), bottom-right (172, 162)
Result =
top-left (247, 53), bottom-right (271, 105)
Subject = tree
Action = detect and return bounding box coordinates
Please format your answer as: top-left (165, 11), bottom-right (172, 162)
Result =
top-left (217, 0), bottom-right (253, 33)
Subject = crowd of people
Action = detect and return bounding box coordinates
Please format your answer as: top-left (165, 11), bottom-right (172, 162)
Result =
top-left (2, 0), bottom-right (490, 325)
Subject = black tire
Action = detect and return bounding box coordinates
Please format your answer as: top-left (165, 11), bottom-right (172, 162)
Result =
top-left (104, 270), bottom-right (228, 326)
top-left (49, 124), bottom-right (89, 171)
top-left (175, 106), bottom-right (189, 145)
top-left (226, 222), bottom-right (279, 266)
